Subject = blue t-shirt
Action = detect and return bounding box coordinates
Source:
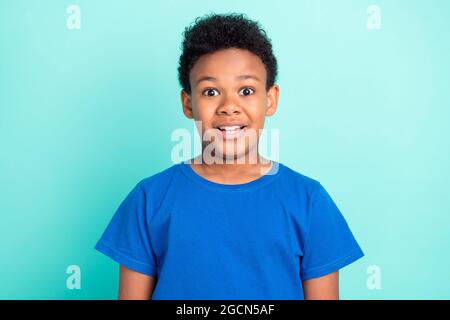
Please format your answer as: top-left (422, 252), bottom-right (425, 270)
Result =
top-left (94, 160), bottom-right (364, 299)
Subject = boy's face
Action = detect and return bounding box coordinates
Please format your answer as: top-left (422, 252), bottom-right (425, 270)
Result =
top-left (181, 48), bottom-right (279, 162)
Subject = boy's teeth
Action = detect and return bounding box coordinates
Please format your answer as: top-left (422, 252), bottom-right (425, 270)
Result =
top-left (219, 126), bottom-right (242, 131)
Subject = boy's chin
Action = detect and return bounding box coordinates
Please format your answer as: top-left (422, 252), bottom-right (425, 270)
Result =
top-left (206, 147), bottom-right (259, 164)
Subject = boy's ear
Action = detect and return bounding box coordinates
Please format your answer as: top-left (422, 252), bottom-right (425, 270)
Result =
top-left (181, 89), bottom-right (194, 119)
top-left (265, 84), bottom-right (279, 117)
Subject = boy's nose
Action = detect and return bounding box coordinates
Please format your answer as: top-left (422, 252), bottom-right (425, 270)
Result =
top-left (217, 105), bottom-right (241, 116)
top-left (217, 96), bottom-right (241, 115)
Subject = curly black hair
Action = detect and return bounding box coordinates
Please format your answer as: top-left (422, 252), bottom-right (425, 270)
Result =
top-left (178, 13), bottom-right (278, 94)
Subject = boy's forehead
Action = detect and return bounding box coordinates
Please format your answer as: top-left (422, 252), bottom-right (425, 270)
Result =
top-left (190, 48), bottom-right (267, 85)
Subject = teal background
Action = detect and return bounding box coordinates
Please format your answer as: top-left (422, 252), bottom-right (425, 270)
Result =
top-left (1, 0), bottom-right (449, 299)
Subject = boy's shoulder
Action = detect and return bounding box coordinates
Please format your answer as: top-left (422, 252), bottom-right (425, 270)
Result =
top-left (136, 162), bottom-right (180, 191)
top-left (277, 162), bottom-right (323, 195)
top-left (279, 162), bottom-right (320, 185)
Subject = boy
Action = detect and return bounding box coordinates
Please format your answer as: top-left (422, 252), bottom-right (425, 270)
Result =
top-left (94, 13), bottom-right (364, 300)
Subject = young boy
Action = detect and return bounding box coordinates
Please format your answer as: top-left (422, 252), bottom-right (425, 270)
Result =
top-left (94, 13), bottom-right (364, 300)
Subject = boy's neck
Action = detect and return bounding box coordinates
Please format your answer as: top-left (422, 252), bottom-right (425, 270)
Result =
top-left (187, 153), bottom-right (273, 184)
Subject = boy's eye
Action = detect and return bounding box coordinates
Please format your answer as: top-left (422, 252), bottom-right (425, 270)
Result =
top-left (239, 87), bottom-right (255, 96)
top-left (202, 88), bottom-right (219, 97)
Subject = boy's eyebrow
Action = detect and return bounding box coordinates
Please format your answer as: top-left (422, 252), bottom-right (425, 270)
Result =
top-left (196, 76), bottom-right (217, 85)
top-left (195, 74), bottom-right (261, 85)
top-left (237, 74), bottom-right (261, 82)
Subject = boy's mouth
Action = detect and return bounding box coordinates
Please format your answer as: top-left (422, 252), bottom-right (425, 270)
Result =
top-left (214, 125), bottom-right (248, 140)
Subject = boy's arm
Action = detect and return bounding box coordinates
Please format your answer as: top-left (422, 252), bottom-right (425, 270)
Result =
top-left (118, 265), bottom-right (157, 300)
top-left (302, 271), bottom-right (339, 300)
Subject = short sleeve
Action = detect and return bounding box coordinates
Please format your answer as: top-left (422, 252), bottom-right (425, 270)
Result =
top-left (300, 183), bottom-right (364, 281)
top-left (94, 181), bottom-right (157, 276)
